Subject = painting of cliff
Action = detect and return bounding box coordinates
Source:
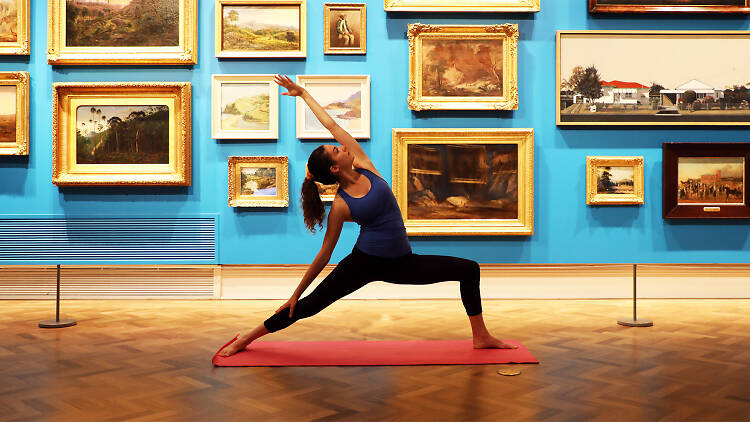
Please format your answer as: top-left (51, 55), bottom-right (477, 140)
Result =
top-left (303, 82), bottom-right (362, 131)
top-left (421, 39), bottom-right (503, 97)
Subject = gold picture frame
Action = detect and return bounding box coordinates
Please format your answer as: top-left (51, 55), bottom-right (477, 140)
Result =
top-left (384, 0), bottom-right (539, 12)
top-left (228, 156), bottom-right (289, 207)
top-left (47, 0), bottom-right (197, 65)
top-left (52, 82), bottom-right (192, 186)
top-left (216, 0), bottom-right (307, 58)
top-left (324, 3), bottom-right (366, 55)
top-left (0, 0), bottom-right (29, 55)
top-left (586, 156), bottom-right (644, 205)
top-left (0, 72), bottom-right (29, 156)
top-left (392, 128), bottom-right (534, 236)
top-left (407, 24), bottom-right (518, 111)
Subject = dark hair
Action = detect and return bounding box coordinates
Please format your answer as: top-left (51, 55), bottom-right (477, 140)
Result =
top-left (302, 146), bottom-right (336, 233)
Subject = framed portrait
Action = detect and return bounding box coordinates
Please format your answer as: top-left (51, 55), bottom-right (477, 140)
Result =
top-left (663, 143), bottom-right (750, 219)
top-left (407, 24), bottom-right (518, 111)
top-left (52, 82), bottom-right (192, 186)
top-left (296, 75), bottom-right (370, 139)
top-left (392, 128), bottom-right (534, 236)
top-left (384, 0), bottom-right (539, 12)
top-left (0, 0), bottom-right (29, 55)
top-left (228, 156), bottom-right (289, 207)
top-left (211, 74), bottom-right (279, 140)
top-left (324, 3), bottom-right (366, 55)
top-left (48, 0), bottom-right (197, 65)
top-left (0, 72), bottom-right (29, 156)
top-left (589, 0), bottom-right (750, 13)
top-left (586, 156), bottom-right (644, 205)
top-left (216, 0), bottom-right (307, 58)
top-left (557, 31), bottom-right (750, 126)
top-left (316, 181), bottom-right (339, 202)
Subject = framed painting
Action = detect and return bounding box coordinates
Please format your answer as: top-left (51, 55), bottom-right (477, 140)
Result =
top-left (0, 72), bottom-right (29, 156)
top-left (392, 128), bottom-right (534, 236)
top-left (408, 24), bottom-right (518, 111)
top-left (296, 75), bottom-right (370, 139)
top-left (216, 0), bottom-right (306, 58)
top-left (589, 0), bottom-right (750, 13)
top-left (211, 74), bottom-right (279, 140)
top-left (384, 0), bottom-right (539, 12)
top-left (52, 82), bottom-right (192, 186)
top-left (228, 156), bottom-right (289, 207)
top-left (557, 31), bottom-right (750, 126)
top-left (316, 181), bottom-right (339, 202)
top-left (663, 143), bottom-right (750, 219)
top-left (48, 0), bottom-right (197, 65)
top-left (324, 3), bottom-right (366, 55)
top-left (586, 156), bottom-right (644, 205)
top-left (0, 0), bottom-right (29, 55)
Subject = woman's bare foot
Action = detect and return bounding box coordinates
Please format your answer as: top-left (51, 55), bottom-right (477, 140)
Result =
top-left (473, 335), bottom-right (518, 349)
top-left (218, 332), bottom-right (253, 357)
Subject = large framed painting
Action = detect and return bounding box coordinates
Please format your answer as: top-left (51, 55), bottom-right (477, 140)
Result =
top-left (48, 0), bottom-right (197, 65)
top-left (586, 156), bottom-right (644, 205)
top-left (228, 156), bottom-right (289, 207)
top-left (216, 0), bottom-right (307, 58)
top-left (211, 74), bottom-right (279, 140)
top-left (296, 75), bottom-right (370, 139)
top-left (557, 31), bottom-right (750, 126)
top-left (52, 82), bottom-right (191, 186)
top-left (0, 0), bottom-right (29, 55)
top-left (0, 72), bottom-right (29, 156)
top-left (408, 24), bottom-right (518, 111)
top-left (589, 0), bottom-right (750, 13)
top-left (324, 3), bottom-right (366, 55)
top-left (663, 143), bottom-right (750, 219)
top-left (384, 0), bottom-right (539, 12)
top-left (392, 128), bottom-right (534, 236)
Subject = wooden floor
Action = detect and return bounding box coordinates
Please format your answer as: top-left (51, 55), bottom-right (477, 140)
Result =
top-left (1, 299), bottom-right (749, 422)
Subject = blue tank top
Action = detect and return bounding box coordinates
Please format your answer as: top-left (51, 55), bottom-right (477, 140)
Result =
top-left (337, 168), bottom-right (412, 258)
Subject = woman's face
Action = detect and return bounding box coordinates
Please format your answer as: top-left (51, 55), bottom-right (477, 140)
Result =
top-left (324, 144), bottom-right (354, 171)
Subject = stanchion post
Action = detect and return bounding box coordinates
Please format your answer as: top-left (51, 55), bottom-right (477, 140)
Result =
top-left (39, 265), bottom-right (77, 329)
top-left (617, 264), bottom-right (653, 327)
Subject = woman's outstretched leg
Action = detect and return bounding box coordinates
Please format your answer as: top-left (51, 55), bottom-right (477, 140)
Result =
top-left (218, 323), bottom-right (270, 357)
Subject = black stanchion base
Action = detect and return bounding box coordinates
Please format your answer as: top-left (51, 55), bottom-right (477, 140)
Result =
top-left (617, 318), bottom-right (653, 327)
top-left (39, 319), bottom-right (77, 328)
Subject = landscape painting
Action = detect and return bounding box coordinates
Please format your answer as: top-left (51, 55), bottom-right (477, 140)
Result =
top-left (0, 0), bottom-right (17, 43)
top-left (221, 4), bottom-right (301, 53)
top-left (597, 166), bottom-right (634, 195)
top-left (0, 85), bottom-right (16, 143)
top-left (297, 76), bottom-right (369, 139)
top-left (586, 156), bottom-right (644, 205)
top-left (421, 39), bottom-right (503, 98)
top-left (221, 83), bottom-right (270, 131)
top-left (240, 166), bottom-right (276, 196)
top-left (678, 157), bottom-right (744, 204)
top-left (228, 156), bottom-right (288, 207)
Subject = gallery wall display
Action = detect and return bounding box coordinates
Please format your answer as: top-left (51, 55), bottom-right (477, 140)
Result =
top-left (323, 3), bottom-right (366, 55)
top-left (0, 72), bottom-right (29, 156)
top-left (392, 128), bottom-right (534, 236)
top-left (0, 0), bottom-right (29, 55)
top-left (228, 156), bottom-right (289, 207)
top-left (586, 156), bottom-right (644, 205)
top-left (48, 0), bottom-right (197, 65)
top-left (212, 74), bottom-right (279, 140)
top-left (557, 31), bottom-right (750, 126)
top-left (663, 142), bottom-right (750, 219)
top-left (589, 0), bottom-right (750, 14)
top-left (384, 0), bottom-right (539, 12)
top-left (407, 24), bottom-right (518, 111)
top-left (216, 0), bottom-right (307, 58)
top-left (52, 82), bottom-right (192, 186)
top-left (296, 75), bottom-right (370, 139)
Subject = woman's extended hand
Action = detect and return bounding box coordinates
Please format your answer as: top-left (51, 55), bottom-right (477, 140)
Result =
top-left (274, 294), bottom-right (299, 318)
top-left (274, 74), bottom-right (305, 97)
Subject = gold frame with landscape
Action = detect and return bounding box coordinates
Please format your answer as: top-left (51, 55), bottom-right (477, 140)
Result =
top-left (0, 0), bottom-right (29, 55)
top-left (586, 156), bottom-right (644, 205)
top-left (228, 156), bottom-right (289, 207)
top-left (0, 72), bottom-right (29, 156)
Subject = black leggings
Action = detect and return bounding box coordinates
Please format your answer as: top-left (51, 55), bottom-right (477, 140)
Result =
top-left (264, 247), bottom-right (482, 333)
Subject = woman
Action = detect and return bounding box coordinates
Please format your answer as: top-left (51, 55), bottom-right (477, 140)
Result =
top-left (219, 75), bottom-right (516, 357)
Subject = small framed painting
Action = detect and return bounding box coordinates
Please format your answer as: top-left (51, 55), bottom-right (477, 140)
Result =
top-left (52, 82), bottom-right (192, 186)
top-left (663, 142), bottom-right (750, 219)
top-left (211, 74), bottom-right (279, 139)
top-left (589, 0), bottom-right (750, 13)
top-left (228, 156), bottom-right (289, 207)
top-left (324, 3), bottom-right (366, 55)
top-left (216, 0), bottom-right (306, 58)
top-left (384, 0), bottom-right (539, 12)
top-left (586, 156), bottom-right (644, 205)
top-left (296, 75), bottom-right (370, 139)
top-left (0, 0), bottom-right (29, 55)
top-left (316, 181), bottom-right (339, 202)
top-left (0, 72), bottom-right (29, 156)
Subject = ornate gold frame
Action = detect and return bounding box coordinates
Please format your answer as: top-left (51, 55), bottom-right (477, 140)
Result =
top-left (228, 156), bottom-right (289, 207)
top-left (0, 72), bottom-right (29, 156)
top-left (586, 156), bottom-right (644, 205)
top-left (324, 3), bottom-right (366, 55)
top-left (407, 24), bottom-right (518, 111)
top-left (0, 0), bottom-right (29, 55)
top-left (52, 82), bottom-right (192, 186)
top-left (47, 0), bottom-right (197, 65)
top-left (385, 0), bottom-right (539, 12)
top-left (216, 0), bottom-right (307, 58)
top-left (392, 128), bottom-right (534, 236)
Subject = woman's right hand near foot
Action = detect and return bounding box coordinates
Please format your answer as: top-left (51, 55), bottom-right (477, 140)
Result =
top-left (275, 295), bottom-right (299, 317)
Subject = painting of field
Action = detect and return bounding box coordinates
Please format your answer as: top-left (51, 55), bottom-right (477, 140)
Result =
top-left (678, 157), bottom-right (744, 204)
top-left (222, 5), bottom-right (300, 51)
top-left (76, 105), bottom-right (170, 165)
top-left (66, 0), bottom-right (179, 47)
top-left (241, 166), bottom-right (277, 196)
top-left (0, 0), bottom-right (17, 43)
top-left (328, 9), bottom-right (360, 49)
top-left (303, 83), bottom-right (361, 131)
top-left (221, 83), bottom-right (270, 131)
top-left (597, 166), bottom-right (634, 194)
top-left (421, 39), bottom-right (503, 97)
top-left (0, 85), bottom-right (15, 142)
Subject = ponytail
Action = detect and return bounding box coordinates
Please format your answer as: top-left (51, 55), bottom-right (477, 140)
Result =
top-left (301, 145), bottom-right (336, 233)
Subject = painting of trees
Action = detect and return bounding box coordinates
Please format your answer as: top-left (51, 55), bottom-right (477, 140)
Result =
top-left (421, 39), bottom-right (504, 97)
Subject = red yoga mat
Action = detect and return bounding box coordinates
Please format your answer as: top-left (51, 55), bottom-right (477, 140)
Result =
top-left (212, 337), bottom-right (539, 367)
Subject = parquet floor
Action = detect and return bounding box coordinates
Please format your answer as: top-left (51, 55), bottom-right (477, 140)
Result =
top-left (1, 299), bottom-right (748, 422)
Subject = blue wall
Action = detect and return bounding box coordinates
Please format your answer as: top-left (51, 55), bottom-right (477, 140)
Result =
top-left (1, 0), bottom-right (749, 264)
